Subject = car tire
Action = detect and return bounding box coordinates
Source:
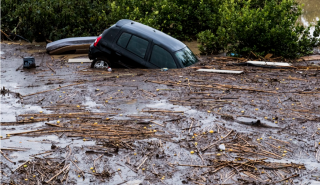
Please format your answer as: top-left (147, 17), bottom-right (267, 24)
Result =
top-left (91, 59), bottom-right (112, 69)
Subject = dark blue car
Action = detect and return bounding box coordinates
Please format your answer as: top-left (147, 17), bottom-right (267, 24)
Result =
top-left (89, 19), bottom-right (198, 69)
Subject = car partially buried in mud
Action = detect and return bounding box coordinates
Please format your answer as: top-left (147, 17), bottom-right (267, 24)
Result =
top-left (89, 19), bottom-right (198, 69)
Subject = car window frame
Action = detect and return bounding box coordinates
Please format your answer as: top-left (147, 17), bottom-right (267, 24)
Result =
top-left (116, 31), bottom-right (150, 59)
top-left (116, 32), bottom-right (132, 49)
top-left (125, 35), bottom-right (150, 59)
top-left (148, 44), bottom-right (178, 68)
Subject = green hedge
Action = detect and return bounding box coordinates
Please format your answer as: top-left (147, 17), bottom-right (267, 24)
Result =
top-left (197, 0), bottom-right (320, 58)
top-left (2, 0), bottom-right (112, 41)
top-left (1, 0), bottom-right (219, 41)
top-left (2, 0), bottom-right (319, 58)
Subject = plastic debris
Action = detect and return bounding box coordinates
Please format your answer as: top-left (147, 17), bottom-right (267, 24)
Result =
top-left (218, 144), bottom-right (226, 151)
top-left (197, 69), bottom-right (243, 74)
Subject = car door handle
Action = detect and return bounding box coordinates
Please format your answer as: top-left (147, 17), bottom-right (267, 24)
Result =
top-left (116, 52), bottom-right (121, 56)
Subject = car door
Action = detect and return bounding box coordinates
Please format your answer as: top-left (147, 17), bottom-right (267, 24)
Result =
top-left (112, 32), bottom-right (150, 68)
top-left (145, 42), bottom-right (179, 69)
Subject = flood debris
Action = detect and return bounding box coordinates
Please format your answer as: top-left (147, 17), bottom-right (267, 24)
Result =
top-left (68, 58), bottom-right (92, 63)
top-left (246, 61), bottom-right (292, 67)
top-left (1, 42), bottom-right (320, 184)
top-left (196, 69), bottom-right (243, 74)
top-left (10, 113), bottom-right (166, 141)
top-left (235, 117), bottom-right (280, 128)
top-left (23, 57), bottom-right (36, 68)
top-left (46, 36), bottom-right (97, 55)
top-left (1, 86), bottom-right (9, 95)
top-left (300, 55), bottom-right (320, 61)
top-left (0, 150), bottom-right (15, 164)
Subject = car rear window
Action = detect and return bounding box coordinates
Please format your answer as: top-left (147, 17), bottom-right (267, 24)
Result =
top-left (117, 32), bottom-right (131, 48)
top-left (175, 47), bottom-right (198, 67)
top-left (126, 35), bottom-right (149, 58)
top-left (150, 45), bottom-right (177, 68)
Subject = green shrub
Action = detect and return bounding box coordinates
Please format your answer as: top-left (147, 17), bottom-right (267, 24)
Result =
top-left (1, 0), bottom-right (319, 58)
top-left (137, 0), bottom-right (223, 40)
top-left (1, 0), bottom-right (112, 41)
top-left (197, 0), bottom-right (320, 58)
top-left (1, 0), bottom-right (222, 41)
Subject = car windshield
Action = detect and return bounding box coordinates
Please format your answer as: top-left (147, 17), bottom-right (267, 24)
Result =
top-left (175, 47), bottom-right (198, 67)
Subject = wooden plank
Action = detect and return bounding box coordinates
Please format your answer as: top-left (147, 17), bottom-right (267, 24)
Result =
top-left (246, 61), bottom-right (291, 66)
top-left (300, 55), bottom-right (320, 61)
top-left (196, 69), bottom-right (243, 74)
top-left (68, 58), bottom-right (92, 63)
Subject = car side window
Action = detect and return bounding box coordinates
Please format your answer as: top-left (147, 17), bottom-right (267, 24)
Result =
top-left (117, 32), bottom-right (131, 48)
top-left (150, 45), bottom-right (177, 68)
top-left (126, 35), bottom-right (149, 58)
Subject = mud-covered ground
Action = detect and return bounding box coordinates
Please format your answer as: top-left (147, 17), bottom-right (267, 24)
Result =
top-left (1, 41), bottom-right (320, 185)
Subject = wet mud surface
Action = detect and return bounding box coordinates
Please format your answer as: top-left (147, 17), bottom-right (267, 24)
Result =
top-left (1, 41), bottom-right (320, 184)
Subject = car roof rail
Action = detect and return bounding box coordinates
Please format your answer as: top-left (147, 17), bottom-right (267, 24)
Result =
top-left (116, 19), bottom-right (132, 28)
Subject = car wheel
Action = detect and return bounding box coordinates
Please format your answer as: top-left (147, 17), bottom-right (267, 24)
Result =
top-left (91, 59), bottom-right (111, 69)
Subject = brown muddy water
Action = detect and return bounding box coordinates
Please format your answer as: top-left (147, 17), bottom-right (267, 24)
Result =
top-left (1, 41), bottom-right (320, 184)
top-left (298, 0), bottom-right (319, 25)
top-left (1, 3), bottom-right (320, 184)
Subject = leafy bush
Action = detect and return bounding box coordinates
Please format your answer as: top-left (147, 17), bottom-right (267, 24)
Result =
top-left (1, 0), bottom-right (319, 58)
top-left (1, 0), bottom-right (222, 41)
top-left (137, 0), bottom-right (223, 40)
top-left (197, 0), bottom-right (320, 58)
top-left (1, 0), bottom-right (112, 41)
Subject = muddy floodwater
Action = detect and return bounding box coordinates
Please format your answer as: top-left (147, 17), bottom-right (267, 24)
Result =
top-left (1, 40), bottom-right (320, 185)
top-left (298, 0), bottom-right (319, 25)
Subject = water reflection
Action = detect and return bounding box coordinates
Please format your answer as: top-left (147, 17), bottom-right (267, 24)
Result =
top-left (298, 0), bottom-right (320, 53)
top-left (298, 0), bottom-right (319, 26)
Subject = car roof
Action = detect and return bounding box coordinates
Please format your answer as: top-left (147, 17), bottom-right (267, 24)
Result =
top-left (116, 19), bottom-right (186, 52)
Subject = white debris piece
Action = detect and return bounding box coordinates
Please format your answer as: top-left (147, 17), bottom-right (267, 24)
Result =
top-left (124, 180), bottom-right (143, 185)
top-left (246, 61), bottom-right (291, 66)
top-left (68, 58), bottom-right (92, 63)
top-left (196, 69), bottom-right (243, 74)
top-left (218, 144), bottom-right (226, 151)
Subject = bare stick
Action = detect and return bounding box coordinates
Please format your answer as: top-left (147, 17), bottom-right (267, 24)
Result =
top-left (150, 121), bottom-right (164, 127)
top-left (222, 170), bottom-right (236, 184)
top-left (0, 29), bottom-right (13, 41)
top-left (136, 156), bottom-right (148, 170)
top-left (47, 58), bottom-right (56, 73)
top-left (189, 120), bottom-right (194, 134)
top-left (71, 160), bottom-right (85, 177)
top-left (142, 110), bottom-right (184, 113)
top-left (13, 161), bottom-right (30, 172)
top-left (95, 92), bottom-right (104, 96)
top-left (269, 137), bottom-right (290, 144)
top-left (201, 130), bottom-right (233, 151)
top-left (141, 89), bottom-right (157, 97)
top-left (195, 147), bottom-right (205, 165)
top-left (125, 163), bottom-right (138, 173)
top-left (65, 146), bottom-right (72, 161)
top-left (274, 174), bottom-right (299, 183)
top-left (16, 64), bottom-right (23, 71)
top-left (22, 83), bottom-right (83, 97)
top-left (45, 123), bottom-right (62, 127)
top-left (45, 164), bottom-right (70, 183)
top-left (93, 154), bottom-right (103, 169)
top-left (0, 150), bottom-right (14, 163)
